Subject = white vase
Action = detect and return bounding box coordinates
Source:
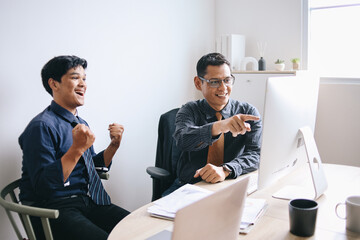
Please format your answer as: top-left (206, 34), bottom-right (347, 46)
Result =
top-left (275, 63), bottom-right (285, 71)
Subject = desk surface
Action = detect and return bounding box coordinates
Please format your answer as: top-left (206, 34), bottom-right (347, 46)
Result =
top-left (108, 164), bottom-right (360, 240)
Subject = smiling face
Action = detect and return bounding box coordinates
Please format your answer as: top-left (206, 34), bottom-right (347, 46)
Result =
top-left (194, 64), bottom-right (232, 111)
top-left (49, 66), bottom-right (87, 114)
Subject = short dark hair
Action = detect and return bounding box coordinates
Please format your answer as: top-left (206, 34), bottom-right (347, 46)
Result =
top-left (196, 53), bottom-right (231, 78)
top-left (41, 55), bottom-right (87, 96)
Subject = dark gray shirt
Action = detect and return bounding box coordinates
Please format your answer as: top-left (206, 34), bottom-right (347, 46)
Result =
top-left (173, 98), bottom-right (262, 184)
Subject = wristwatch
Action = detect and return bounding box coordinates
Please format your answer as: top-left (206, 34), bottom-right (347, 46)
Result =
top-left (222, 164), bottom-right (232, 176)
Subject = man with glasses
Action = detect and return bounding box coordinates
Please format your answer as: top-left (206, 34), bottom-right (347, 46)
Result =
top-left (164, 52), bottom-right (262, 195)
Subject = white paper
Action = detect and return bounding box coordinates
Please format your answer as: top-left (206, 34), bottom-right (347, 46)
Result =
top-left (147, 184), bottom-right (267, 230)
top-left (241, 198), bottom-right (267, 224)
top-left (147, 184), bottom-right (212, 219)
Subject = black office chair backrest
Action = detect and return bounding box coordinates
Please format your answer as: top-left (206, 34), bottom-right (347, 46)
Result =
top-left (147, 108), bottom-right (181, 201)
top-left (156, 108), bottom-right (180, 176)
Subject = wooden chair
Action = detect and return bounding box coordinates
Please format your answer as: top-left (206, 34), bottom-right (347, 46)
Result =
top-left (0, 178), bottom-right (58, 240)
top-left (0, 172), bottom-right (109, 240)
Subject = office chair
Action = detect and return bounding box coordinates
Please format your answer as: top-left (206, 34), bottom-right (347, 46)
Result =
top-left (146, 108), bottom-right (181, 201)
top-left (0, 172), bottom-right (109, 240)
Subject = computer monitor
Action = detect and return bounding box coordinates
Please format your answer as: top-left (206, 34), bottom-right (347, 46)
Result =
top-left (257, 71), bottom-right (327, 200)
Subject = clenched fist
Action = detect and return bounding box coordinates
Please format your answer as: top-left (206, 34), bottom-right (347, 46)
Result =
top-left (108, 123), bottom-right (124, 148)
top-left (72, 123), bottom-right (95, 154)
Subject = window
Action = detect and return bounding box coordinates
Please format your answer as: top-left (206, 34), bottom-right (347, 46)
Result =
top-left (308, 0), bottom-right (360, 78)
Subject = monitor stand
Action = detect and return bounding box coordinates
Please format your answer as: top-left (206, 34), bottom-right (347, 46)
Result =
top-left (272, 126), bottom-right (328, 200)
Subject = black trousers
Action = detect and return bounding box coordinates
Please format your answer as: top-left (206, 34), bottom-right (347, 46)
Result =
top-left (30, 195), bottom-right (129, 240)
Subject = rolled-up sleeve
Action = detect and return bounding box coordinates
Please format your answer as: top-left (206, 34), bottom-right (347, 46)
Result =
top-left (92, 149), bottom-right (112, 169)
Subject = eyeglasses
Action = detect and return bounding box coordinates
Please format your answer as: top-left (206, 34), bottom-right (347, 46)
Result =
top-left (198, 75), bottom-right (235, 88)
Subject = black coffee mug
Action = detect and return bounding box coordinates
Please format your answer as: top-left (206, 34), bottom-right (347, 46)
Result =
top-left (289, 199), bottom-right (318, 237)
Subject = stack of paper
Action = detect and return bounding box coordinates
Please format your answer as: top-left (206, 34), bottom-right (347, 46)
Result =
top-left (239, 198), bottom-right (268, 234)
top-left (147, 184), bottom-right (267, 234)
top-left (147, 184), bottom-right (212, 220)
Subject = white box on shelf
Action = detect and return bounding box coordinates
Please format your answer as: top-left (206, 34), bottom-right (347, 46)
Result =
top-left (216, 34), bottom-right (245, 71)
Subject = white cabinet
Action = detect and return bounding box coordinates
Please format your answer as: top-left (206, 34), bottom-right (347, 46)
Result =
top-left (231, 72), bottom-right (295, 117)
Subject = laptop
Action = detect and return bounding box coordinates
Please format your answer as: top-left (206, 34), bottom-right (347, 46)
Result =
top-left (147, 176), bottom-right (250, 240)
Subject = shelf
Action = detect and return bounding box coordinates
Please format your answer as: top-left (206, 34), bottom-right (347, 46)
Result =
top-left (233, 70), bottom-right (297, 74)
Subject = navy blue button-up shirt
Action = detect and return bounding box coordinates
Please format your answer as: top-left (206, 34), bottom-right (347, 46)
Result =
top-left (19, 101), bottom-right (106, 203)
top-left (174, 98), bottom-right (262, 183)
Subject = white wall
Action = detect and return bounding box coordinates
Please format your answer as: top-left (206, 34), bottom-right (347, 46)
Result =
top-left (315, 78), bottom-right (360, 167)
top-left (215, 0), bottom-right (303, 70)
top-left (0, 0), bottom-right (215, 239)
top-left (215, 0), bottom-right (360, 167)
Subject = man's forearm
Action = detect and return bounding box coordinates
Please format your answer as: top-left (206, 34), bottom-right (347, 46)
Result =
top-left (61, 147), bottom-right (83, 182)
top-left (211, 121), bottom-right (222, 136)
top-left (103, 144), bottom-right (118, 167)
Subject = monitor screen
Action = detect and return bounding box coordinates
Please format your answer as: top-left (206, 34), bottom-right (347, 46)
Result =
top-left (257, 72), bottom-right (320, 191)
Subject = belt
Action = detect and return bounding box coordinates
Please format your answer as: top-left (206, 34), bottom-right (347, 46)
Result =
top-left (57, 194), bottom-right (80, 200)
top-left (22, 194), bottom-right (83, 206)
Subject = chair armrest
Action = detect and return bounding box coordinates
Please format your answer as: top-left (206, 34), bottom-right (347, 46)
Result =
top-left (99, 172), bottom-right (110, 180)
top-left (146, 167), bottom-right (171, 180)
top-left (0, 199), bottom-right (59, 219)
top-left (0, 180), bottom-right (59, 219)
top-left (96, 167), bottom-right (110, 180)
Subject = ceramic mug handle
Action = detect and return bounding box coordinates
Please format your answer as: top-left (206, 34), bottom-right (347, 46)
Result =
top-left (335, 203), bottom-right (346, 220)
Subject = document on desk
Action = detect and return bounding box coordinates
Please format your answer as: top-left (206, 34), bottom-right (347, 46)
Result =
top-left (147, 184), bottom-right (267, 234)
top-left (147, 184), bottom-right (212, 220)
top-left (239, 198), bottom-right (268, 234)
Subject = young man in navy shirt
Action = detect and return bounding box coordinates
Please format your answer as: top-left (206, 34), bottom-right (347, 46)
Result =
top-left (19, 55), bottom-right (129, 240)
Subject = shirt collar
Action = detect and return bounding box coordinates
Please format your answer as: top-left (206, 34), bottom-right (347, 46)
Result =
top-left (201, 99), bottom-right (232, 120)
top-left (50, 100), bottom-right (78, 123)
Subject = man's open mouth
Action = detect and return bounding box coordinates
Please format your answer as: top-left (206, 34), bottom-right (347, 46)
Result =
top-left (75, 91), bottom-right (84, 96)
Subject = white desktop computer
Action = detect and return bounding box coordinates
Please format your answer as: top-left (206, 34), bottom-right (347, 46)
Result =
top-left (256, 71), bottom-right (327, 200)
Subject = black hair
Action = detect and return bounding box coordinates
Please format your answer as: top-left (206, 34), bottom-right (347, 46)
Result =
top-left (196, 52), bottom-right (231, 78)
top-left (41, 55), bottom-right (87, 96)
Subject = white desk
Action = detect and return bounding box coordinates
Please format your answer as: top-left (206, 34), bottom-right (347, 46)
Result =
top-left (108, 164), bottom-right (360, 240)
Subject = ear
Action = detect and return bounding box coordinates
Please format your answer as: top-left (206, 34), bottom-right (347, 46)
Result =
top-left (48, 78), bottom-right (59, 92)
top-left (194, 76), bottom-right (202, 91)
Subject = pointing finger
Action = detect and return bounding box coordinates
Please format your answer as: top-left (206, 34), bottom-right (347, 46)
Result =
top-left (194, 169), bottom-right (201, 178)
top-left (240, 114), bottom-right (260, 121)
